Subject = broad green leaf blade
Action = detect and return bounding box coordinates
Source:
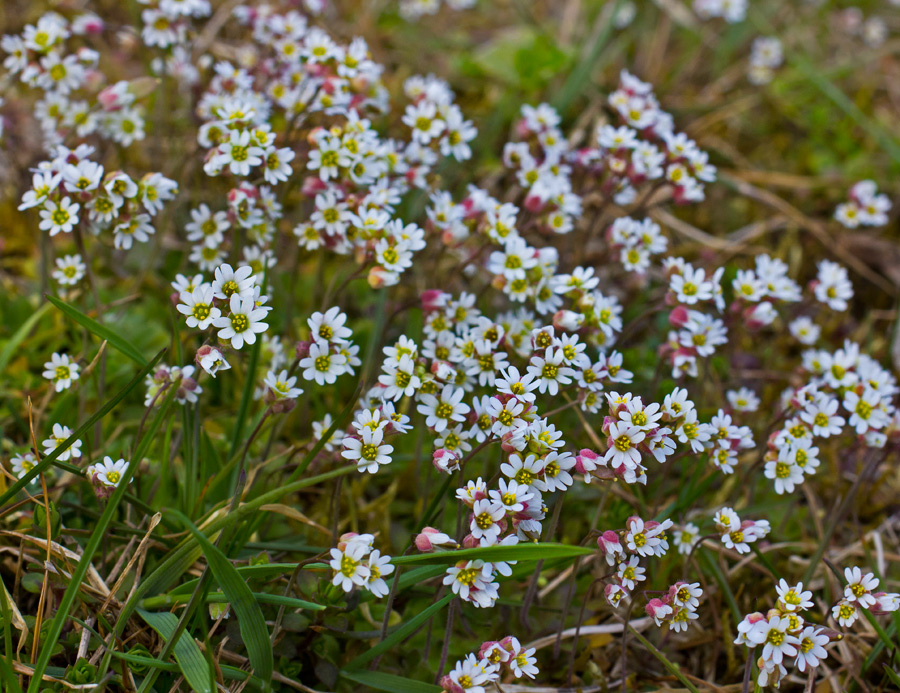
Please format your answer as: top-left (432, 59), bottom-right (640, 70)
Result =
top-left (137, 609), bottom-right (214, 693)
top-left (172, 510), bottom-right (274, 686)
top-left (340, 670), bottom-right (442, 693)
top-left (0, 302), bottom-right (51, 375)
top-left (345, 593), bottom-right (453, 669)
top-left (390, 542), bottom-right (595, 566)
top-left (26, 379), bottom-right (175, 693)
top-left (46, 294), bottom-right (148, 366)
top-left (0, 348), bottom-right (165, 507)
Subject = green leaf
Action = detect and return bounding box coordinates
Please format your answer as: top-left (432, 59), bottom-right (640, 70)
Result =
top-left (26, 377), bottom-right (175, 693)
top-left (171, 510), bottom-right (274, 686)
top-left (137, 609), bottom-right (214, 693)
top-left (46, 294), bottom-right (148, 366)
top-left (390, 542), bottom-right (595, 566)
top-left (0, 302), bottom-right (51, 375)
top-left (345, 593), bottom-right (452, 669)
top-left (340, 670), bottom-right (442, 693)
top-left (0, 348), bottom-right (165, 508)
top-left (883, 665), bottom-right (900, 688)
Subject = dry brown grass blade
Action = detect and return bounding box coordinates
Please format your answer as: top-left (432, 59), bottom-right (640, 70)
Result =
top-left (99, 512), bottom-right (162, 614)
top-left (650, 209), bottom-right (743, 252)
top-left (259, 503), bottom-right (331, 536)
top-left (525, 616), bottom-right (654, 651)
top-left (0, 531), bottom-right (111, 597)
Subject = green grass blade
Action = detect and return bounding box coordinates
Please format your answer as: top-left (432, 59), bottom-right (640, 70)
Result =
top-left (0, 348), bottom-right (165, 507)
top-left (0, 655), bottom-right (22, 693)
top-left (552, 0), bottom-right (622, 113)
top-left (340, 669), bottom-right (442, 693)
top-left (390, 542), bottom-right (595, 566)
top-left (46, 294), bottom-right (148, 366)
top-left (136, 609), bottom-right (214, 693)
top-left (345, 593), bottom-right (452, 669)
top-left (627, 625), bottom-right (700, 693)
top-left (0, 302), bottom-right (51, 375)
top-left (171, 510), bottom-right (274, 686)
top-left (229, 337), bottom-right (261, 458)
top-left (26, 380), bottom-right (176, 693)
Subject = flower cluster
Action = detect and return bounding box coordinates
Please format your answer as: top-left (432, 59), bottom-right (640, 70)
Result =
top-left (174, 263), bottom-right (271, 358)
top-left (300, 307), bottom-right (359, 386)
top-left (834, 180), bottom-right (891, 228)
top-left (645, 581), bottom-right (704, 632)
top-left (19, 145), bottom-right (176, 248)
top-left (597, 516), bottom-right (674, 607)
top-left (736, 569), bottom-right (898, 688)
top-left (328, 532), bottom-right (394, 598)
top-left (713, 507), bottom-right (770, 554)
top-left (442, 636), bottom-right (539, 693)
top-left (145, 364), bottom-right (203, 407)
top-left (832, 566), bottom-right (899, 628)
top-left (760, 339), bottom-right (899, 495)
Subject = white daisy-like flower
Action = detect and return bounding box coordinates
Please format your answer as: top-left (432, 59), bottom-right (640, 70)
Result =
top-left (41, 423), bottom-right (82, 461)
top-left (177, 285), bottom-right (221, 330)
top-left (300, 340), bottom-right (348, 386)
top-left (212, 294), bottom-right (269, 350)
top-left (341, 427), bottom-right (394, 474)
top-left (42, 352), bottom-right (80, 392)
top-left (88, 456), bottom-right (129, 488)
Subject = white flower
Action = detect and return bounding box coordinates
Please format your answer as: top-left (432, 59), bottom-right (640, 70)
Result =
top-left (88, 456), bottom-right (129, 488)
top-left (177, 285), bottom-right (221, 329)
top-left (39, 197), bottom-right (80, 236)
top-left (508, 638), bottom-right (539, 679)
top-left (264, 369), bottom-right (303, 400)
top-left (843, 566), bottom-right (879, 608)
top-left (213, 294), bottom-right (269, 349)
top-left (795, 626), bottom-right (829, 672)
top-left (300, 340), bottom-right (348, 385)
top-left (603, 421), bottom-right (645, 469)
top-left (43, 352), bottom-right (80, 392)
top-left (748, 615), bottom-right (800, 665)
top-left (52, 253), bottom-right (86, 286)
top-left (198, 347), bottom-right (230, 377)
top-left (775, 580), bottom-right (813, 612)
top-left (832, 599), bottom-right (859, 628)
top-left (526, 347), bottom-right (574, 396)
top-left (341, 427), bottom-right (394, 473)
top-left (470, 498), bottom-right (505, 544)
top-left (42, 423), bottom-right (82, 461)
top-left (329, 541), bottom-right (370, 592)
top-left (11, 452), bottom-right (39, 484)
top-left (308, 307), bottom-right (353, 345)
top-left (363, 550), bottom-right (394, 598)
top-left (417, 385), bottom-right (469, 433)
top-left (212, 264), bottom-right (256, 301)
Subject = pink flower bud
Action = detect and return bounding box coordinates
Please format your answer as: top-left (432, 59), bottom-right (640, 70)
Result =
top-left (668, 305), bottom-right (690, 328)
top-left (597, 530), bottom-right (623, 556)
top-left (575, 449), bottom-right (601, 475)
top-left (295, 340), bottom-right (312, 359)
top-left (421, 289), bottom-right (449, 312)
top-left (553, 309), bottom-right (584, 332)
top-left (414, 527), bottom-right (456, 552)
top-left (433, 448), bottom-right (460, 474)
